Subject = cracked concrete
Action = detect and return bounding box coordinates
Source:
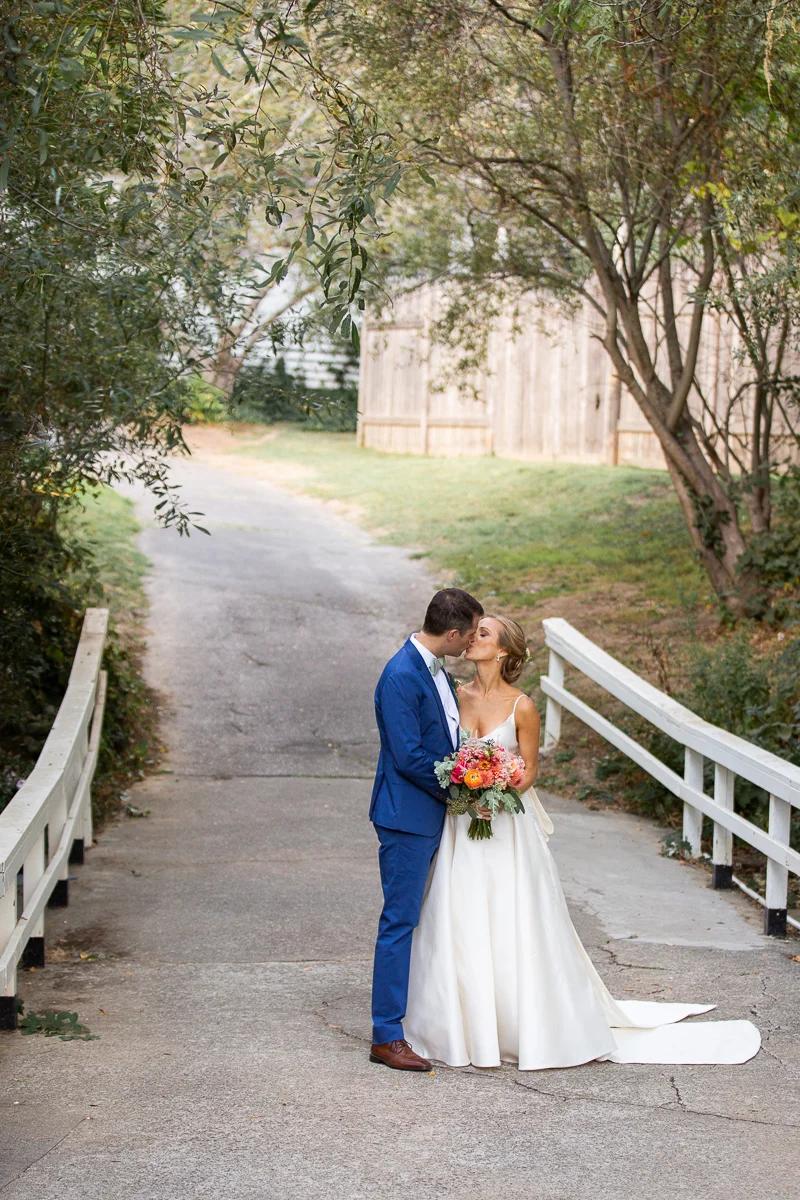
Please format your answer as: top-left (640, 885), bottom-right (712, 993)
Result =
top-left (1, 454), bottom-right (799, 1199)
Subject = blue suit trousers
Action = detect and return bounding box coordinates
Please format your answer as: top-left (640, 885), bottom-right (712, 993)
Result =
top-left (371, 823), bottom-right (440, 1045)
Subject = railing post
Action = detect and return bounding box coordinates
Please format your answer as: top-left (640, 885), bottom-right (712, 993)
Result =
top-left (47, 779), bottom-right (69, 908)
top-left (543, 649), bottom-right (565, 752)
top-left (765, 794), bottom-right (790, 937)
top-left (78, 667), bottom-right (104, 860)
top-left (82, 781), bottom-right (94, 851)
top-left (711, 763), bottom-right (734, 888)
top-left (683, 748), bottom-right (704, 857)
top-left (0, 882), bottom-right (18, 1029)
top-left (20, 831), bottom-right (46, 969)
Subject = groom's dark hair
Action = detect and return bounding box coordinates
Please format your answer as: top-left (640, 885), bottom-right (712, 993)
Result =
top-left (422, 588), bottom-right (484, 636)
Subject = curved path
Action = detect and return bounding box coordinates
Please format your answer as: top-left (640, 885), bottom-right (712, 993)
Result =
top-left (1, 453), bottom-right (798, 1199)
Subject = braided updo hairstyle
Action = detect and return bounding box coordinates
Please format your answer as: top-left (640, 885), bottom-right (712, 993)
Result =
top-left (489, 614), bottom-right (530, 684)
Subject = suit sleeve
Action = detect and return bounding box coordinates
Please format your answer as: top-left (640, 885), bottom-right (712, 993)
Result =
top-left (378, 674), bottom-right (449, 803)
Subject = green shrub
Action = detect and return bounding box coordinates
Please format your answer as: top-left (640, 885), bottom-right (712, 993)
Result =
top-left (182, 376), bottom-right (229, 425)
top-left (0, 508), bottom-right (85, 811)
top-left (0, 491), bottom-right (155, 824)
top-left (232, 357), bottom-right (358, 431)
top-left (738, 466), bottom-right (800, 621)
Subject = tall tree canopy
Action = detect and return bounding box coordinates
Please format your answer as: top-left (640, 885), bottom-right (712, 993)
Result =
top-left (327, 0), bottom-right (800, 614)
top-left (0, 0), bottom-right (409, 741)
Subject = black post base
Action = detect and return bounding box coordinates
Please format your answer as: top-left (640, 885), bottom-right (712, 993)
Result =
top-left (20, 936), bottom-right (45, 969)
top-left (711, 863), bottom-right (733, 889)
top-left (69, 838), bottom-right (84, 865)
top-left (764, 908), bottom-right (788, 937)
top-left (47, 879), bottom-right (69, 908)
top-left (0, 995), bottom-right (20, 1031)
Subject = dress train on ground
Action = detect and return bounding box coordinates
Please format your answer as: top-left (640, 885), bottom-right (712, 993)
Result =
top-left (404, 712), bottom-right (760, 1071)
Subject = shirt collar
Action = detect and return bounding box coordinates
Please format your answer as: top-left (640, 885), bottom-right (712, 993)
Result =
top-left (410, 634), bottom-right (441, 671)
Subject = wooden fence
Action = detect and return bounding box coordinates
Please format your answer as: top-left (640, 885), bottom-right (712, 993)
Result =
top-left (0, 609), bottom-right (108, 1028)
top-left (358, 286), bottom-right (799, 468)
top-left (541, 617), bottom-right (800, 936)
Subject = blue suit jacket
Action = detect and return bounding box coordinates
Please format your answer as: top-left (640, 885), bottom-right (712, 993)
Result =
top-left (369, 639), bottom-right (458, 837)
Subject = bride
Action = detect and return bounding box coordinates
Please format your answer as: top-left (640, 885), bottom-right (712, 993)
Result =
top-left (403, 614), bottom-right (761, 1071)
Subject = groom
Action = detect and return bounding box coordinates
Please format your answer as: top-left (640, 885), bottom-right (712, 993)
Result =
top-left (369, 587), bottom-right (483, 1070)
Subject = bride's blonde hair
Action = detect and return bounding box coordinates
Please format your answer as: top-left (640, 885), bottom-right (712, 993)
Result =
top-left (488, 614), bottom-right (530, 684)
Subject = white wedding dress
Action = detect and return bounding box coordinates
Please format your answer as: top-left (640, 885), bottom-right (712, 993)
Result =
top-left (404, 703), bottom-right (761, 1070)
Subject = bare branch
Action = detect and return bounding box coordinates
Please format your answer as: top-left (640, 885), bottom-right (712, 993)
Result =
top-left (666, 197), bottom-right (715, 432)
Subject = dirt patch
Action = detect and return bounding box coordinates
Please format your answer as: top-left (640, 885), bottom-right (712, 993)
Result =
top-left (501, 585), bottom-right (718, 687)
top-left (183, 423), bottom-right (365, 519)
top-left (182, 422), bottom-right (314, 487)
top-left (182, 423), bottom-right (276, 456)
top-left (320, 496), bottom-right (367, 524)
top-left (49, 923), bottom-right (130, 963)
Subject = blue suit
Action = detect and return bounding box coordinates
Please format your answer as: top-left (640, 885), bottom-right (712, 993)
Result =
top-left (370, 639), bottom-right (457, 1045)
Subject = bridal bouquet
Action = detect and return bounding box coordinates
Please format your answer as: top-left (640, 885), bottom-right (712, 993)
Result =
top-left (435, 738), bottom-right (526, 840)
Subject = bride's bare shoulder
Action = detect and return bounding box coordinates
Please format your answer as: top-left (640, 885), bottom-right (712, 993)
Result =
top-left (511, 691), bottom-right (538, 720)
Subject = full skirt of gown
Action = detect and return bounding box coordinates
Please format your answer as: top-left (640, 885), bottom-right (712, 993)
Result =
top-left (404, 764), bottom-right (760, 1070)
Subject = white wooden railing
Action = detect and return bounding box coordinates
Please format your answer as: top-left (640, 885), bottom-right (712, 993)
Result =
top-left (540, 618), bottom-right (800, 937)
top-left (0, 609), bottom-right (108, 1027)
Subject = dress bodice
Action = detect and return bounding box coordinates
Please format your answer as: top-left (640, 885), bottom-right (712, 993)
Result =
top-left (460, 697), bottom-right (522, 752)
top-left (459, 697), bottom-right (554, 841)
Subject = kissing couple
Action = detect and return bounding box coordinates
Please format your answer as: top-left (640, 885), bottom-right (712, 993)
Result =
top-left (368, 588), bottom-right (761, 1072)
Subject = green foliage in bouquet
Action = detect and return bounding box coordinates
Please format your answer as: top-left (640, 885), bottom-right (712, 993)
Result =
top-left (435, 737), bottom-right (526, 841)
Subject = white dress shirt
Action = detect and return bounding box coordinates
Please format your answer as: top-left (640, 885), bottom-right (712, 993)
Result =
top-left (410, 634), bottom-right (459, 748)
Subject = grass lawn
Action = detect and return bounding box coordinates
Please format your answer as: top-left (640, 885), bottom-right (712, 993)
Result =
top-left (232, 426), bottom-right (709, 626)
top-left (64, 486), bottom-right (149, 624)
top-left (62, 487), bottom-right (155, 822)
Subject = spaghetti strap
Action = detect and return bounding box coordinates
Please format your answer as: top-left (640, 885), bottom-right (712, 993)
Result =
top-left (511, 694), bottom-right (523, 718)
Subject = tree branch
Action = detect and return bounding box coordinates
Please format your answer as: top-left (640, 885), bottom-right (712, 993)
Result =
top-left (665, 196), bottom-right (715, 432)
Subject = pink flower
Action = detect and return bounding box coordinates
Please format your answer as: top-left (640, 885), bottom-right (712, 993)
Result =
top-left (451, 763), bottom-right (466, 783)
top-left (509, 756), bottom-right (526, 787)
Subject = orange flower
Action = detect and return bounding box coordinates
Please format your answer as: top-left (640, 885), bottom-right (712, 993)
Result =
top-left (464, 769), bottom-right (483, 790)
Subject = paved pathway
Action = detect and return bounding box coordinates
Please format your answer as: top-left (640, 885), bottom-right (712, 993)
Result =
top-left (1, 456), bottom-right (799, 1199)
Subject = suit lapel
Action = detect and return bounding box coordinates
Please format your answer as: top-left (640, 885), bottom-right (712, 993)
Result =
top-left (403, 639), bottom-right (453, 746)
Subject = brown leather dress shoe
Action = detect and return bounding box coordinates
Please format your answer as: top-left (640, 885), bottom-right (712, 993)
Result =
top-left (369, 1039), bottom-right (432, 1071)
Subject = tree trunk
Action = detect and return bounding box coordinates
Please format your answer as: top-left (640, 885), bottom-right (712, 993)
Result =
top-left (206, 342), bottom-right (244, 401)
top-left (204, 283), bottom-right (317, 401)
top-left (645, 401), bottom-right (762, 614)
top-left (592, 269), bottom-right (760, 613)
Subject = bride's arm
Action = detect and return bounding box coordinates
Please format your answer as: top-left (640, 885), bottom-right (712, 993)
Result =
top-left (515, 697), bottom-right (540, 791)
